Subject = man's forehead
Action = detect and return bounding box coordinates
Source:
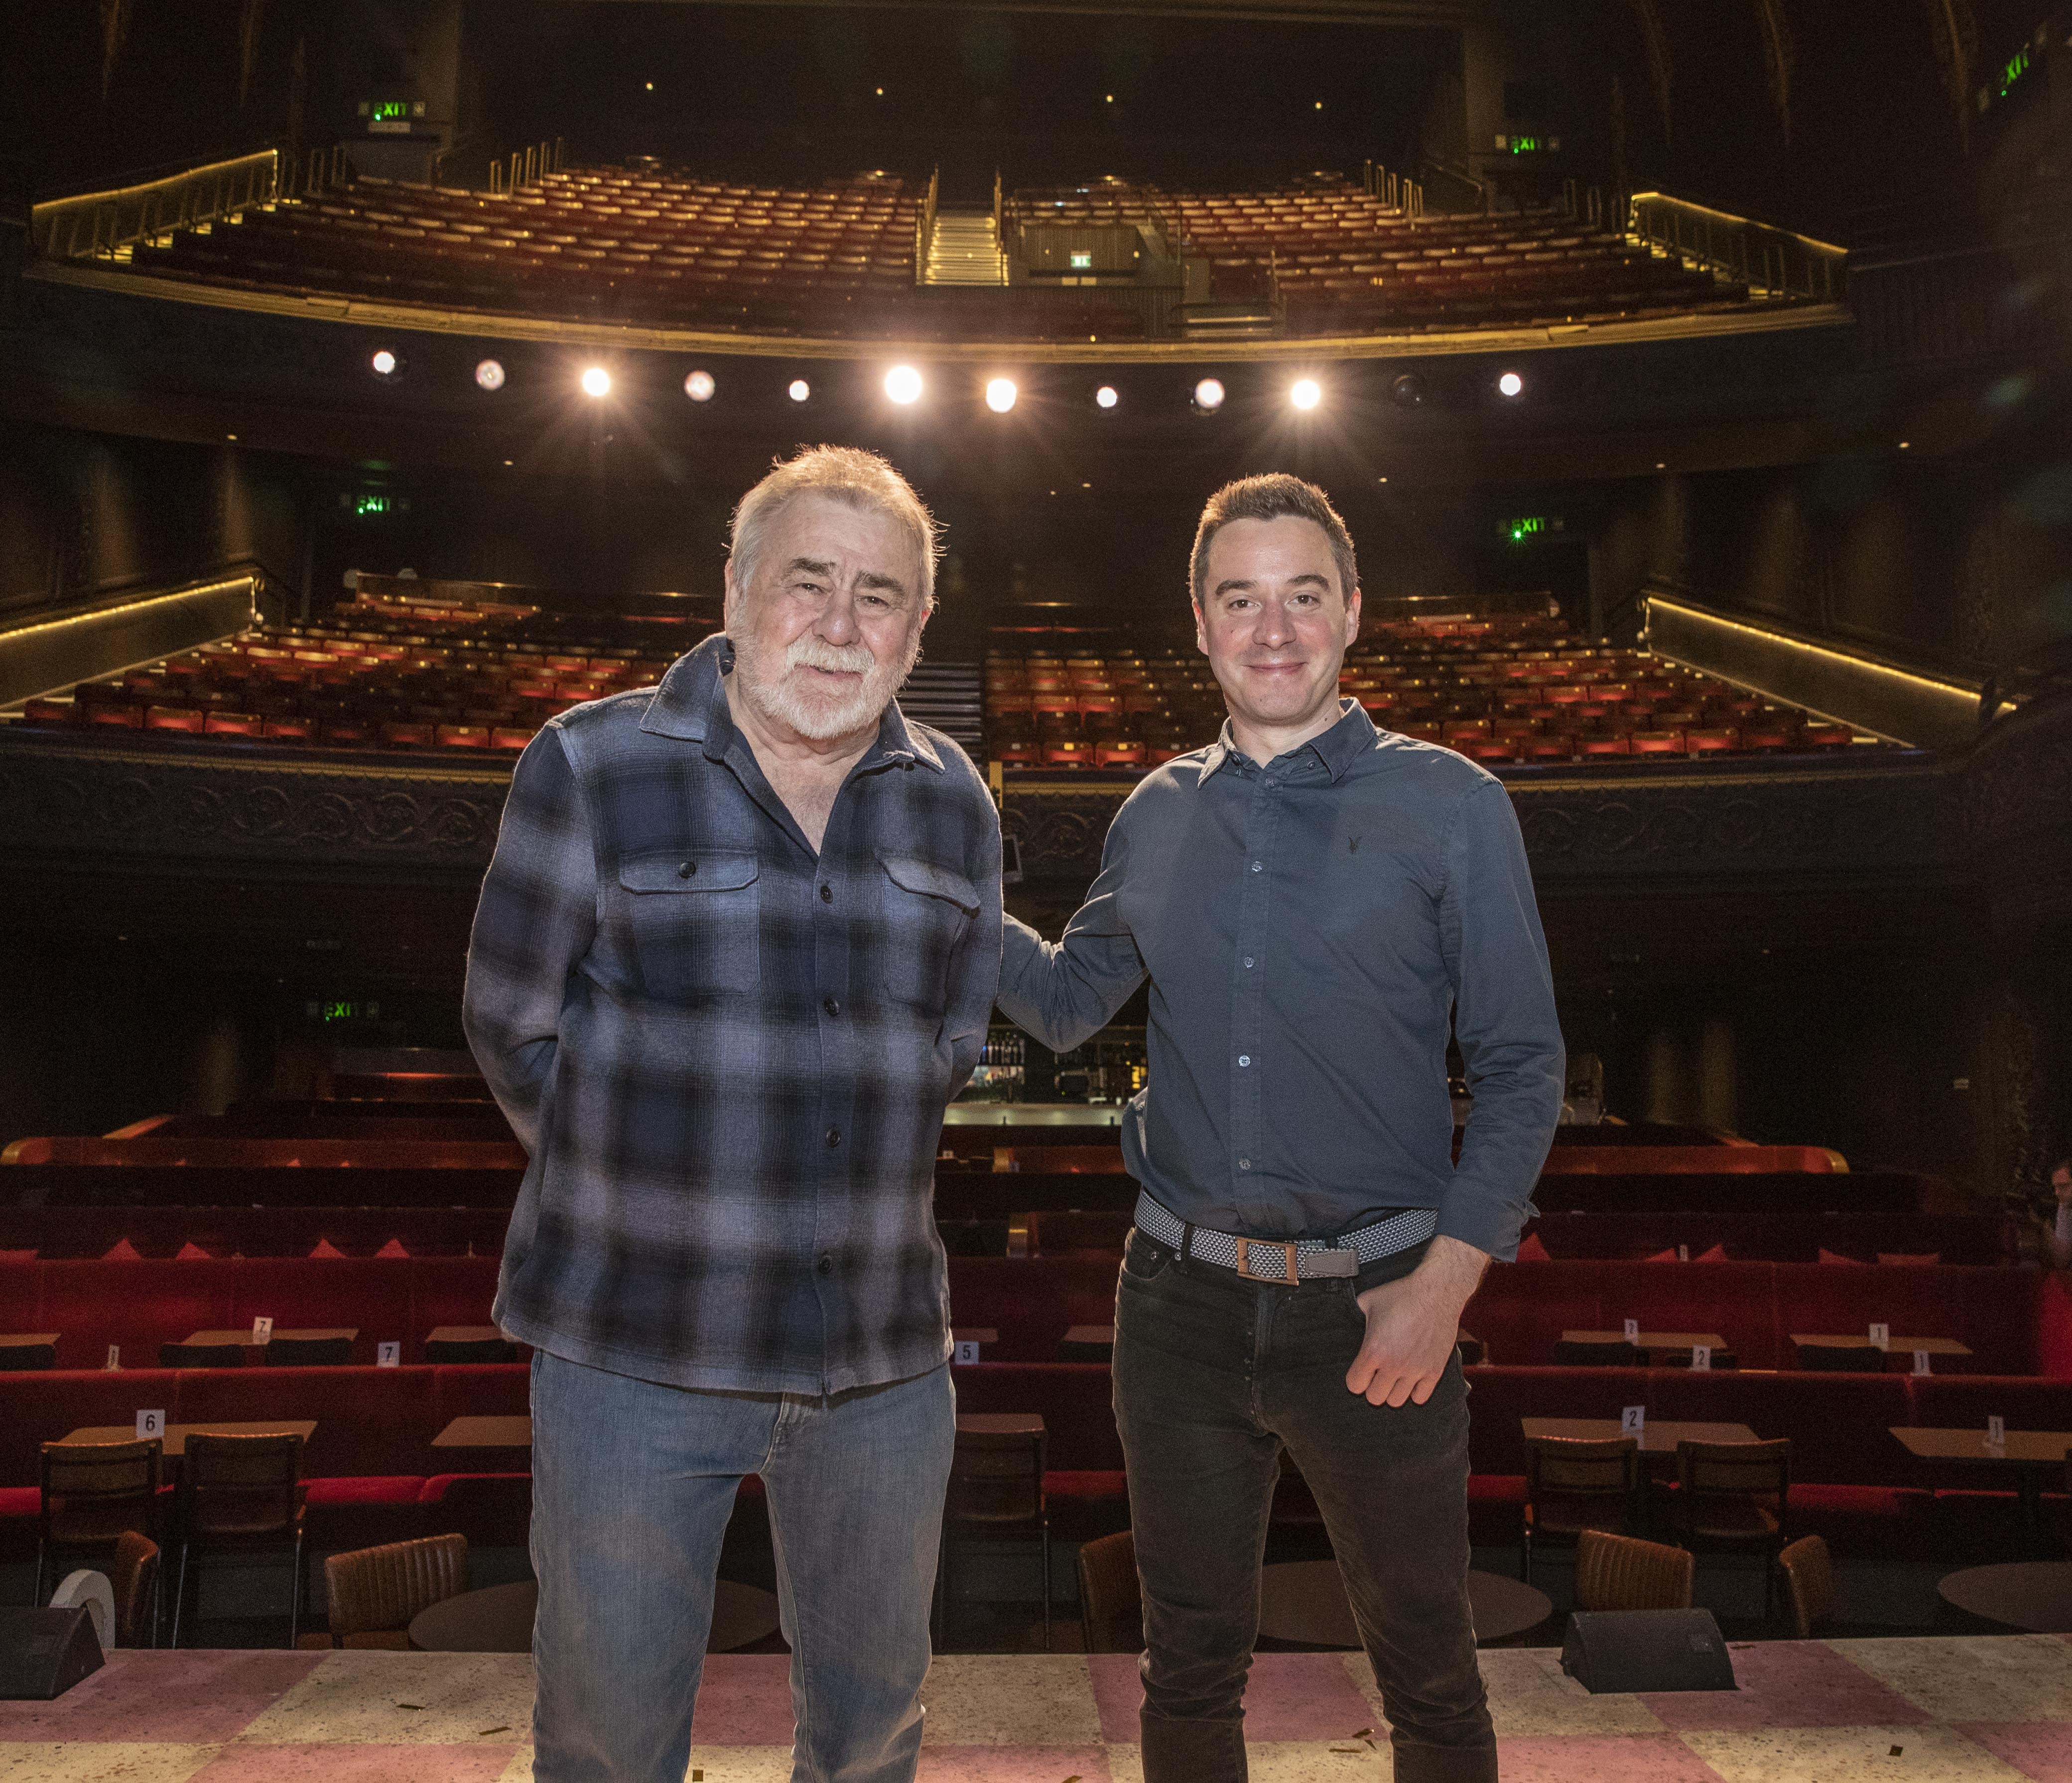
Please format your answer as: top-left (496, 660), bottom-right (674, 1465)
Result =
top-left (1206, 516), bottom-right (1344, 591)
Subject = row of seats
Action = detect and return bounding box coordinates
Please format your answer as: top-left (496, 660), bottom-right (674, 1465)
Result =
top-left (1012, 174), bottom-right (1782, 332)
top-left (11, 1361), bottom-right (2060, 1562)
top-left (985, 613), bottom-right (1876, 771)
top-left (15, 586), bottom-right (710, 752)
top-left (112, 162), bottom-right (1798, 343)
top-left (9, 1251), bottom-right (2053, 1376)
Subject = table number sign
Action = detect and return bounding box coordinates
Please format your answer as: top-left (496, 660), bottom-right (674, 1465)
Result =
top-left (1690, 1345), bottom-right (1712, 1371)
top-left (251, 1317), bottom-right (274, 1344)
top-left (1622, 1319), bottom-right (1639, 1343)
top-left (952, 1339), bottom-right (982, 1365)
top-left (105, 1345), bottom-right (120, 1371)
top-left (1868, 1323), bottom-right (1889, 1350)
top-left (1912, 1350), bottom-right (1931, 1376)
top-left (1987, 1415), bottom-right (2006, 1446)
top-left (377, 1342), bottom-right (401, 1368)
top-left (1620, 1405), bottom-right (1645, 1437)
top-left (135, 1409), bottom-right (164, 1440)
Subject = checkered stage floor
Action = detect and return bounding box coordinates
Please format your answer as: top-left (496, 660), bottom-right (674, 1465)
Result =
top-left (1, 1636), bottom-right (2069, 1781)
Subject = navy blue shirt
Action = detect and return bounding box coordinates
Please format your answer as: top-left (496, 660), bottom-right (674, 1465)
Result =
top-left (997, 699), bottom-right (1563, 1261)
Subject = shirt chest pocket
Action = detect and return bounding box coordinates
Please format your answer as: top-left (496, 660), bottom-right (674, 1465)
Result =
top-left (878, 853), bottom-right (979, 1012)
top-left (619, 851), bottom-right (761, 1000)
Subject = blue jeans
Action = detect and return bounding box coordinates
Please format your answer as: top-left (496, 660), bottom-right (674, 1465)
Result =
top-left (529, 1349), bottom-right (956, 1783)
top-left (1115, 1231), bottom-right (1495, 1783)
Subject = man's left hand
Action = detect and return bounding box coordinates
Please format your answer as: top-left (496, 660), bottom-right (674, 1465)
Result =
top-left (1345, 1235), bottom-right (1490, 1407)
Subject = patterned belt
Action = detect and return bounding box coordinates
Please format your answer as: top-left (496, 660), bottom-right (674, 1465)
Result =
top-left (1132, 1190), bottom-right (1438, 1284)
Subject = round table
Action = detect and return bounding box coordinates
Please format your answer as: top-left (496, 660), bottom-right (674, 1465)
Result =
top-left (1257, 1561), bottom-right (1552, 1648)
top-left (409, 1579), bottom-right (784, 1653)
top-left (1937, 1562), bottom-right (2072, 1634)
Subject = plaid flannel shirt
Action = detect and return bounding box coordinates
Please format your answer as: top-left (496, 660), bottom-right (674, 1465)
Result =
top-left (464, 634), bottom-right (1003, 1395)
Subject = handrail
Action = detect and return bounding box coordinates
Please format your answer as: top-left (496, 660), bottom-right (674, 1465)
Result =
top-left (32, 150), bottom-right (279, 260)
top-left (914, 167), bottom-right (939, 285)
top-left (1627, 191), bottom-right (1847, 302)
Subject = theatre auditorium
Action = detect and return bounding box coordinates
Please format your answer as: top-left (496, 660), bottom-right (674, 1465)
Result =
top-left (1, 0), bottom-right (2070, 1777)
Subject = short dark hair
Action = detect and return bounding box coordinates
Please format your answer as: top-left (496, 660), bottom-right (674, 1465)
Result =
top-left (1189, 474), bottom-right (1358, 608)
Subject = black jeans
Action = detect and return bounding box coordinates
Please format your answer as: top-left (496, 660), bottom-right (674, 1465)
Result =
top-left (1115, 1229), bottom-right (1496, 1783)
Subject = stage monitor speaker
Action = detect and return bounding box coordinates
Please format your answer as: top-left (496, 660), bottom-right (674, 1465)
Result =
top-left (0, 1607), bottom-right (104, 1700)
top-left (1560, 1608), bottom-right (1736, 1694)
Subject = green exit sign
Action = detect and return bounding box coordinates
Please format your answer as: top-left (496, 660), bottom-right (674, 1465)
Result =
top-left (306, 999), bottom-right (381, 1023)
top-left (1501, 515), bottom-right (1565, 543)
top-left (1070, 251), bottom-right (1093, 269)
top-left (340, 492), bottom-right (409, 519)
top-left (1495, 134), bottom-right (1561, 154)
top-left (371, 100), bottom-right (409, 122)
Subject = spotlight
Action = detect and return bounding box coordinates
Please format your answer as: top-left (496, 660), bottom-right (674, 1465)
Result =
top-left (1497, 370), bottom-right (1524, 398)
top-left (581, 366), bottom-right (612, 398)
top-left (985, 378), bottom-right (1018, 413)
top-left (684, 369), bottom-right (715, 402)
top-left (370, 349), bottom-right (397, 376)
top-left (788, 379), bottom-right (811, 403)
top-left (1193, 378), bottom-right (1225, 411)
top-left (474, 358), bottom-right (505, 392)
top-left (1291, 378), bottom-right (1321, 411)
top-left (1095, 385), bottom-right (1119, 410)
top-left (885, 365), bottom-right (923, 404)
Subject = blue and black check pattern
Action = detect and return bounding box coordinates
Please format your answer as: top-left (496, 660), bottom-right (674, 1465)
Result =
top-left (464, 635), bottom-right (1003, 1395)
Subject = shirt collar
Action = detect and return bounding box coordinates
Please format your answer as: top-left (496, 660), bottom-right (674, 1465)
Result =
top-left (638, 631), bottom-right (943, 771)
top-left (1199, 696), bottom-right (1376, 784)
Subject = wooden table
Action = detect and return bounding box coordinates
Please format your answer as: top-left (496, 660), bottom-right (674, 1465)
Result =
top-left (407, 1578), bottom-right (782, 1653)
top-left (0, 1333), bottom-right (58, 1352)
top-left (185, 1327), bottom-right (358, 1348)
top-left (1257, 1560), bottom-right (1550, 1648)
top-left (955, 1413), bottom-right (1044, 1438)
top-left (426, 1326), bottom-right (508, 1346)
top-left (1937, 1562), bottom-right (2072, 1634)
top-left (1523, 1418), bottom-right (1758, 1457)
top-left (1793, 1335), bottom-right (1972, 1370)
top-left (56, 1420), bottom-right (317, 1458)
top-left (1890, 1426), bottom-right (2072, 1544)
top-left (1563, 1330), bottom-right (1725, 1353)
top-left (1061, 1324), bottom-right (1115, 1361)
top-left (433, 1415), bottom-right (533, 1449)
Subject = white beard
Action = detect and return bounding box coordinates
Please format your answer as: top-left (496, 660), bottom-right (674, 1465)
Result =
top-left (731, 625), bottom-right (921, 741)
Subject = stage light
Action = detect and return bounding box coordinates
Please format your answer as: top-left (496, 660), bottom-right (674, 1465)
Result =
top-left (885, 365), bottom-right (923, 404)
top-left (684, 369), bottom-right (715, 402)
top-left (985, 378), bottom-right (1017, 413)
top-left (1193, 378), bottom-right (1225, 411)
top-left (370, 349), bottom-right (397, 376)
top-left (475, 358), bottom-right (505, 391)
top-left (1498, 370), bottom-right (1524, 398)
top-left (788, 379), bottom-right (811, 402)
top-left (581, 366), bottom-right (612, 398)
top-left (1290, 379), bottom-right (1321, 411)
top-left (1095, 385), bottom-right (1118, 410)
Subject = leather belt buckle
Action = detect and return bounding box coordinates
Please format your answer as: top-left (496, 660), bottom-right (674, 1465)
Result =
top-left (1234, 1237), bottom-right (1300, 1283)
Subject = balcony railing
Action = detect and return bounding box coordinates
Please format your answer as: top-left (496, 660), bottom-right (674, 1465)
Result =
top-left (1627, 192), bottom-right (1847, 303)
top-left (32, 150), bottom-right (282, 261)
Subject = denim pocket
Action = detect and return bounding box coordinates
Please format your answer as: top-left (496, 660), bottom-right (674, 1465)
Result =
top-left (1120, 1229), bottom-right (1172, 1283)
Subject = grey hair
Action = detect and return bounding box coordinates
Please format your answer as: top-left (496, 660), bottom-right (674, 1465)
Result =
top-left (1189, 473), bottom-right (1358, 609)
top-left (728, 445), bottom-right (939, 609)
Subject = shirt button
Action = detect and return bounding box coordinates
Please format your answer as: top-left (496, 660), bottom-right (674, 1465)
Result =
top-left (819, 884), bottom-right (833, 903)
top-left (677, 860), bottom-right (696, 879)
top-left (1250, 861), bottom-right (1262, 873)
top-left (823, 997), bottom-right (841, 1017)
top-left (1238, 1157), bottom-right (1252, 1170)
top-left (825, 1126), bottom-right (842, 1148)
top-left (1238, 1055), bottom-right (1251, 1067)
top-left (816, 1254), bottom-right (834, 1276)
top-left (1243, 956), bottom-right (1255, 968)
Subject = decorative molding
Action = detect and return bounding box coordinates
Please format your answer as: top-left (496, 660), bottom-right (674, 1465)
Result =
top-left (0, 732), bottom-right (511, 872)
top-left (1961, 693), bottom-right (2072, 934)
top-left (1000, 756), bottom-right (1959, 886)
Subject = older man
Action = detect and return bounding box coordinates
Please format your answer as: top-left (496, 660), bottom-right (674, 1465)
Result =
top-left (464, 446), bottom-right (1002, 1783)
top-left (998, 475), bottom-right (1563, 1783)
